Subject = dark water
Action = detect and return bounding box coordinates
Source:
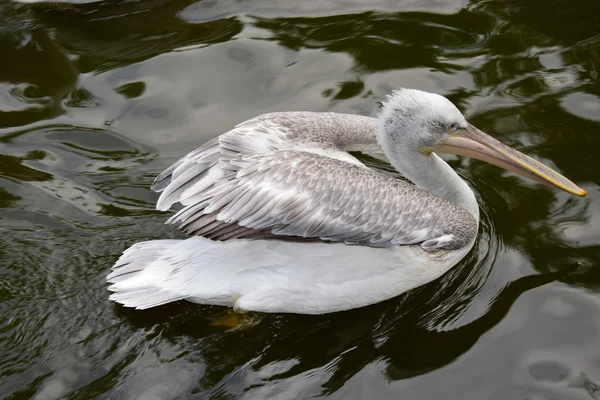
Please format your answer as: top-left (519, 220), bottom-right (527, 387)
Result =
top-left (1, 0), bottom-right (600, 398)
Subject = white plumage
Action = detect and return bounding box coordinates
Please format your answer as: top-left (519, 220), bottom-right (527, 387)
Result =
top-left (108, 237), bottom-right (471, 314)
top-left (107, 89), bottom-right (585, 314)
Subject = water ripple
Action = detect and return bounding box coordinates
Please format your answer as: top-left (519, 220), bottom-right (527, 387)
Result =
top-left (1, 0), bottom-right (599, 398)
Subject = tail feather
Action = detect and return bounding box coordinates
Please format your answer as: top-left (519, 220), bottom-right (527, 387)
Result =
top-left (108, 288), bottom-right (186, 310)
top-left (107, 240), bottom-right (180, 283)
top-left (107, 239), bottom-right (212, 309)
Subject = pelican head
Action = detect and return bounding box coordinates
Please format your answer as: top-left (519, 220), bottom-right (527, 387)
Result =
top-left (377, 88), bottom-right (586, 197)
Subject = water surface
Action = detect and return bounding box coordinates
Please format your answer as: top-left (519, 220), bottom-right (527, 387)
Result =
top-left (1, 0), bottom-right (600, 398)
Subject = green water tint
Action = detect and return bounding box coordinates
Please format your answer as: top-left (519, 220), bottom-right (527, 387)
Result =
top-left (1, 0), bottom-right (599, 398)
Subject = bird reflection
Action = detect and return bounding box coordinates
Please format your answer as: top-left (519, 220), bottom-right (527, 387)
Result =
top-left (381, 265), bottom-right (576, 382)
top-left (115, 259), bottom-right (576, 396)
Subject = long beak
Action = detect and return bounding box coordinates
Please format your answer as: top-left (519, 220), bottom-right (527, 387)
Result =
top-left (421, 124), bottom-right (586, 197)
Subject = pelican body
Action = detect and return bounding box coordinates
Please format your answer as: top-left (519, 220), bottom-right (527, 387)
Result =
top-left (107, 89), bottom-right (585, 314)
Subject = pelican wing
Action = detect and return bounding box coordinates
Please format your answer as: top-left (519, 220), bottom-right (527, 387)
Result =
top-left (152, 113), bottom-right (477, 251)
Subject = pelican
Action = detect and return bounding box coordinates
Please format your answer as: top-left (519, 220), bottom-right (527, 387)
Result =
top-left (107, 89), bottom-right (585, 314)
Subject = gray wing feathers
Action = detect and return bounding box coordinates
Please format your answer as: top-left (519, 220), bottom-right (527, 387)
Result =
top-left (167, 151), bottom-right (476, 250)
top-left (152, 112), bottom-right (477, 250)
top-left (152, 138), bottom-right (222, 210)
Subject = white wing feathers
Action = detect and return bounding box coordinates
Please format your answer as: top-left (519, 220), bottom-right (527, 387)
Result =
top-left (152, 113), bottom-right (477, 250)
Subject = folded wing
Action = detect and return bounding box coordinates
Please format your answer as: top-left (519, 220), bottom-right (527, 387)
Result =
top-left (152, 112), bottom-right (477, 251)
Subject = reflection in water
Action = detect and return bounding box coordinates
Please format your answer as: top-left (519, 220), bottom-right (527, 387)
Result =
top-left (106, 260), bottom-right (574, 398)
top-left (27, 0), bottom-right (243, 72)
top-left (251, 12), bottom-right (486, 72)
top-left (1, 0), bottom-right (599, 398)
top-left (0, 28), bottom-right (76, 128)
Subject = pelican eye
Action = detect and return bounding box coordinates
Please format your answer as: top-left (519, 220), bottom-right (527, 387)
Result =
top-left (448, 123), bottom-right (459, 132)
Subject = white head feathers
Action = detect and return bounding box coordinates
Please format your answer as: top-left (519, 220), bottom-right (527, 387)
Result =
top-left (378, 89), bottom-right (467, 143)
